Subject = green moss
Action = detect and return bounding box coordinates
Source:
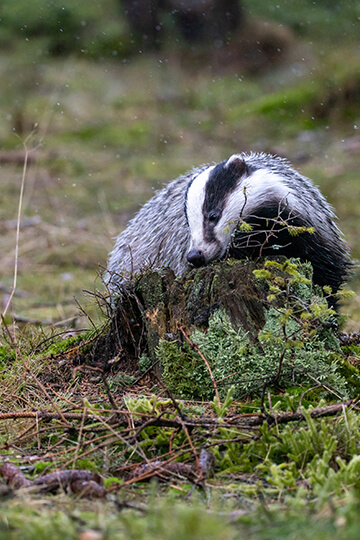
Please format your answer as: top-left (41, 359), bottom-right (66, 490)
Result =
top-left (342, 345), bottom-right (360, 356)
top-left (159, 308), bottom-right (350, 401)
top-left (158, 339), bottom-right (211, 400)
top-left (137, 271), bottom-right (167, 308)
top-left (337, 357), bottom-right (360, 394)
top-left (158, 259), bottom-right (356, 401)
top-left (43, 332), bottom-right (90, 356)
top-left (0, 346), bottom-right (16, 364)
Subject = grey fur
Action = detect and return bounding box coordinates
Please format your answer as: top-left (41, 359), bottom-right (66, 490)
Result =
top-left (106, 153), bottom-right (351, 296)
top-left (106, 164), bottom-right (208, 290)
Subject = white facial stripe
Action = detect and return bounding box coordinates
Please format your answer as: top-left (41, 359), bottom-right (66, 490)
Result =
top-left (240, 169), bottom-right (295, 216)
top-left (232, 169), bottom-right (296, 217)
top-left (214, 169), bottom-right (297, 244)
top-left (186, 166), bottom-right (214, 249)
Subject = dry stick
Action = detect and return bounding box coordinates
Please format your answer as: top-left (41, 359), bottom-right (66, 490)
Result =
top-left (31, 432), bottom-right (118, 463)
top-left (45, 383), bottom-right (81, 410)
top-left (2, 391), bottom-right (34, 408)
top-left (13, 420), bottom-right (41, 443)
top-left (32, 327), bottom-right (97, 356)
top-left (111, 447), bottom-right (205, 491)
top-left (115, 441), bottom-right (196, 475)
top-left (36, 412), bottom-right (41, 451)
top-left (101, 372), bottom-right (120, 412)
top-left (307, 373), bottom-right (344, 401)
top-left (72, 405), bottom-right (88, 470)
top-left (62, 433), bottom-right (137, 470)
top-left (0, 400), bottom-right (355, 434)
top-left (299, 384), bottom-right (322, 409)
top-left (0, 405), bottom-right (165, 422)
top-left (128, 410), bottom-right (168, 444)
top-left (216, 371), bottom-right (238, 384)
top-left (178, 325), bottom-right (221, 407)
top-left (1, 140), bottom-right (30, 324)
top-left (151, 371), bottom-right (185, 419)
top-left (12, 425), bottom-right (63, 446)
top-left (0, 410), bottom-right (95, 422)
top-left (150, 373), bottom-right (203, 475)
top-left (177, 415), bottom-right (203, 481)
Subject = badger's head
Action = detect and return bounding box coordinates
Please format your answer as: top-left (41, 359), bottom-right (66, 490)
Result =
top-left (185, 155), bottom-right (250, 267)
top-left (185, 154), bottom-right (295, 267)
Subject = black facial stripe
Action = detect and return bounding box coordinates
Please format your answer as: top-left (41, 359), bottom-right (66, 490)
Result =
top-left (187, 158), bottom-right (251, 245)
top-left (203, 161), bottom-right (233, 213)
top-left (204, 220), bottom-right (218, 243)
top-left (203, 158), bottom-right (249, 216)
top-left (202, 157), bottom-right (250, 242)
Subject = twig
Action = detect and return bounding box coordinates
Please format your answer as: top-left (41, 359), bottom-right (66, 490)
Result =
top-left (178, 325), bottom-right (221, 407)
top-left (152, 371), bottom-right (185, 419)
top-left (101, 372), bottom-right (119, 411)
top-left (74, 297), bottom-right (96, 329)
top-left (307, 374), bottom-right (345, 401)
top-left (1, 139), bottom-right (30, 324)
top-left (177, 415), bottom-right (203, 482)
top-left (273, 346), bottom-right (287, 383)
top-left (72, 405), bottom-right (88, 470)
top-left (0, 400), bottom-right (353, 430)
top-left (299, 384), bottom-right (321, 409)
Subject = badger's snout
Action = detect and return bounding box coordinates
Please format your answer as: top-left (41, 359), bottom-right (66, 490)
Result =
top-left (187, 249), bottom-right (206, 267)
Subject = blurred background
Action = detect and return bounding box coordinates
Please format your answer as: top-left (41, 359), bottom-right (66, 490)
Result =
top-left (0, 0), bottom-right (359, 328)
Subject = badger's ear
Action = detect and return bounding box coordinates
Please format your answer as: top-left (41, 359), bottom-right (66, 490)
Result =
top-left (224, 155), bottom-right (247, 177)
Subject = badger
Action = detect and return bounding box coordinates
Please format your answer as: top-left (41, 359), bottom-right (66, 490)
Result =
top-left (106, 152), bottom-right (351, 299)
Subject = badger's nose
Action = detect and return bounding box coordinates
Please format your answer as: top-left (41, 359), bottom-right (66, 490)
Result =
top-left (187, 249), bottom-right (206, 267)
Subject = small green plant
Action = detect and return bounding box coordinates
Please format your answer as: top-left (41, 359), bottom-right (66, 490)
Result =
top-left (211, 386), bottom-right (235, 417)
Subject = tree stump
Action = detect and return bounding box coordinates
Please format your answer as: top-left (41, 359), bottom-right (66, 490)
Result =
top-left (89, 258), bottom-right (354, 402)
top-left (105, 259), bottom-right (267, 372)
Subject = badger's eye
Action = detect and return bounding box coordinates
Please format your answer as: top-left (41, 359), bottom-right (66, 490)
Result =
top-left (207, 211), bottom-right (220, 223)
